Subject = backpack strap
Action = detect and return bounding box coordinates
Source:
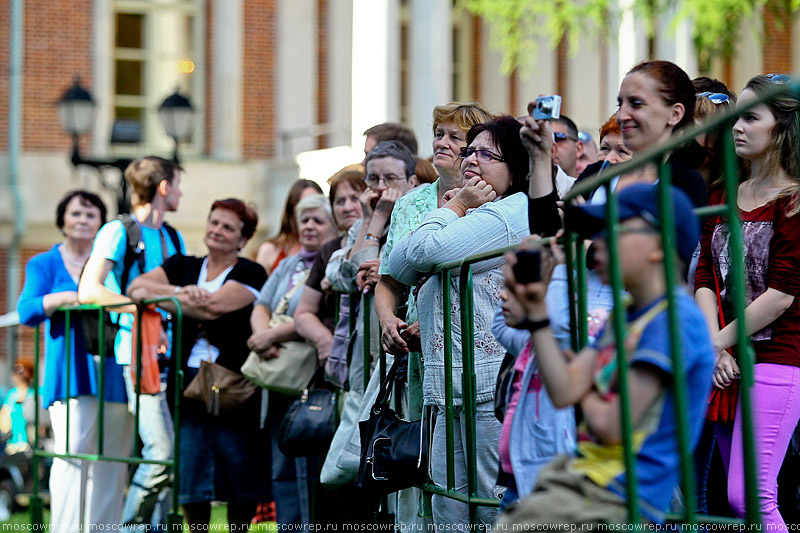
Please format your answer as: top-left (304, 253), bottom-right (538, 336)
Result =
top-left (119, 214), bottom-right (144, 293)
top-left (162, 221), bottom-right (182, 256)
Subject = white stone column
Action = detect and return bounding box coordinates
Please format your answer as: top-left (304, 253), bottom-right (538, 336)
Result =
top-left (212, 0), bottom-right (243, 159)
top-left (91, 0), bottom-right (114, 155)
top-left (351, 0), bottom-right (392, 155)
top-left (409, 0), bottom-right (452, 158)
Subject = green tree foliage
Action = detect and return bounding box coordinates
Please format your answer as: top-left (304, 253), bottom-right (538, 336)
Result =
top-left (461, 0), bottom-right (610, 75)
top-left (462, 0), bottom-right (795, 74)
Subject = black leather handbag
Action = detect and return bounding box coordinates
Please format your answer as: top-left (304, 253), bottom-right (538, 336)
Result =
top-left (355, 354), bottom-right (428, 495)
top-left (278, 368), bottom-right (337, 457)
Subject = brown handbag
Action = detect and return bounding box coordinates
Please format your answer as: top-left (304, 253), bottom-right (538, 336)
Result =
top-left (183, 332), bottom-right (258, 415)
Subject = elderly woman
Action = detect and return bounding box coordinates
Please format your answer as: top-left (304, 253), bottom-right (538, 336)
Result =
top-left (16, 190), bottom-right (121, 530)
top-left (294, 167), bottom-right (365, 368)
top-left (248, 194), bottom-right (338, 528)
top-left (126, 198), bottom-right (267, 532)
top-left (256, 179), bottom-right (324, 274)
top-left (388, 115), bottom-right (531, 527)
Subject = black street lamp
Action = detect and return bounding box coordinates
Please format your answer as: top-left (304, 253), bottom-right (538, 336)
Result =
top-left (58, 78), bottom-right (196, 214)
top-left (158, 89), bottom-right (195, 162)
top-left (58, 77), bottom-right (134, 214)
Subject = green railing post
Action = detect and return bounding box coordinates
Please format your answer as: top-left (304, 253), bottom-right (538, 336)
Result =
top-left (564, 233), bottom-right (581, 352)
top-left (97, 309), bottom-right (106, 455)
top-left (442, 269), bottom-right (456, 491)
top-left (655, 161), bottom-right (697, 525)
top-left (64, 310), bottom-right (72, 454)
top-left (603, 182), bottom-right (641, 523)
top-left (167, 296), bottom-right (184, 531)
top-left (30, 325), bottom-right (44, 527)
top-left (458, 265), bottom-right (479, 526)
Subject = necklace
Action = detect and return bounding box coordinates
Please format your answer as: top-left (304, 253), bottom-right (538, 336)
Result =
top-left (60, 244), bottom-right (90, 269)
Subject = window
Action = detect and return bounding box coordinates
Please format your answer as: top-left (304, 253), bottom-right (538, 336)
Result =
top-left (112, 0), bottom-right (203, 153)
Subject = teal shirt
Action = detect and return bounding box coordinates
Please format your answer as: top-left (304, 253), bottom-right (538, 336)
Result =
top-left (378, 179), bottom-right (439, 324)
top-left (3, 387), bottom-right (32, 444)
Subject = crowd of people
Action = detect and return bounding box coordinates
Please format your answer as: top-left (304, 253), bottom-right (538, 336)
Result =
top-left (13, 59), bottom-right (800, 531)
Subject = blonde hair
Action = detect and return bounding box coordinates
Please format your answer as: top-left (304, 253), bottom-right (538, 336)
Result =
top-left (432, 102), bottom-right (494, 135)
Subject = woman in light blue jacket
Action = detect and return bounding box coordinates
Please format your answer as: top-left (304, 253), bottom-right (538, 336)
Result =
top-left (388, 115), bottom-right (530, 527)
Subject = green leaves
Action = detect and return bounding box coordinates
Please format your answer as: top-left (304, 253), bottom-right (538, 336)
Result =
top-left (460, 0), bottom-right (612, 75)
top-left (462, 0), bottom-right (791, 75)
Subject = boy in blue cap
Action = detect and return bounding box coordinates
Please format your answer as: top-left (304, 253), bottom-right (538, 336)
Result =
top-left (499, 184), bottom-right (715, 526)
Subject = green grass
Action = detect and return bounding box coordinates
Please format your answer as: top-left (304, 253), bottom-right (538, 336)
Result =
top-left (5, 505), bottom-right (276, 531)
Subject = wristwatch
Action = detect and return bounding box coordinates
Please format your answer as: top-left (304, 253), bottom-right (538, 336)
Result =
top-left (364, 234), bottom-right (380, 243)
top-left (518, 317), bottom-right (550, 332)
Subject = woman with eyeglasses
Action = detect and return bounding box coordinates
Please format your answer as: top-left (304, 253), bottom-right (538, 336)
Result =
top-left (586, 60), bottom-right (708, 208)
top-left (387, 115), bottom-right (530, 527)
top-left (695, 74), bottom-right (800, 530)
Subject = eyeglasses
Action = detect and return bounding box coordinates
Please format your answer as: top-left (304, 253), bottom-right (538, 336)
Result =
top-left (767, 73), bottom-right (791, 85)
top-left (554, 132), bottom-right (578, 143)
top-left (578, 131), bottom-right (593, 144)
top-left (459, 146), bottom-right (505, 162)
top-left (698, 92), bottom-right (730, 105)
top-left (364, 174), bottom-right (407, 188)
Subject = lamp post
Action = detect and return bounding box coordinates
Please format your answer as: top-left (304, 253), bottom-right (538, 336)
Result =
top-left (158, 89), bottom-right (195, 162)
top-left (58, 77), bottom-right (133, 214)
top-left (58, 78), bottom-right (195, 214)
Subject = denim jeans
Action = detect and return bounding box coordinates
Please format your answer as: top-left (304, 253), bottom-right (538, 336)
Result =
top-left (429, 401), bottom-right (502, 527)
top-left (121, 367), bottom-right (174, 530)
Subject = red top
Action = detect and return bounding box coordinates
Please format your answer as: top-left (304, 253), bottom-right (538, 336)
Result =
top-left (695, 189), bottom-right (800, 367)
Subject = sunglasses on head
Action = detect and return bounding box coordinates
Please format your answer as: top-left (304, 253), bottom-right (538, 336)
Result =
top-left (766, 73), bottom-right (791, 85)
top-left (698, 92), bottom-right (730, 105)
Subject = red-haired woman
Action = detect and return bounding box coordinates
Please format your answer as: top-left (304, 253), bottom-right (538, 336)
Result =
top-left (127, 198), bottom-right (268, 532)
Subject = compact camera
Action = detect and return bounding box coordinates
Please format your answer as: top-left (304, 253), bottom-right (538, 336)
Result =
top-left (532, 95), bottom-right (562, 120)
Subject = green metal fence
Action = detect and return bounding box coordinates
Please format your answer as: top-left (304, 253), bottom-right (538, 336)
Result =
top-left (356, 79), bottom-right (800, 527)
top-left (27, 297), bottom-right (184, 529)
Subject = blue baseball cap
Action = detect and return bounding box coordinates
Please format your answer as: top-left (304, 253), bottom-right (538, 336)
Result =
top-left (567, 183), bottom-right (700, 263)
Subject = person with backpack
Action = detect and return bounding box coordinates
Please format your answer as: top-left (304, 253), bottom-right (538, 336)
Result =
top-left (78, 156), bottom-right (186, 530)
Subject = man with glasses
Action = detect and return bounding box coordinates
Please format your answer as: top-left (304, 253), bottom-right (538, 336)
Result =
top-left (551, 115), bottom-right (584, 183)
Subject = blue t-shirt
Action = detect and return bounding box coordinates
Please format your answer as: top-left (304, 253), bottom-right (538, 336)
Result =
top-left (92, 218), bottom-right (185, 365)
top-left (571, 290), bottom-right (715, 523)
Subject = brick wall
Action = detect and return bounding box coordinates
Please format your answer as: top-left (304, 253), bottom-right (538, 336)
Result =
top-left (762, 2), bottom-right (793, 74)
top-left (242, 0), bottom-right (277, 160)
top-left (0, 0), bottom-right (93, 153)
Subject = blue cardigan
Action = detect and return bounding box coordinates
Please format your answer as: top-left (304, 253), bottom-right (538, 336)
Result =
top-left (17, 245), bottom-right (127, 407)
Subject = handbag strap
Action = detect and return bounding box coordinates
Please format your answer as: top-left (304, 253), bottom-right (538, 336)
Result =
top-left (372, 353), bottom-right (408, 410)
top-left (274, 268), bottom-right (311, 316)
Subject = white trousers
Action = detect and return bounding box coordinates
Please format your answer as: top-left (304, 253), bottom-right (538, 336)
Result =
top-left (49, 396), bottom-right (134, 532)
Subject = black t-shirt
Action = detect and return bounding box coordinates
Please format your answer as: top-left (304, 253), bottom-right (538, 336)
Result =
top-left (305, 237), bottom-right (341, 332)
top-left (161, 254), bottom-right (267, 376)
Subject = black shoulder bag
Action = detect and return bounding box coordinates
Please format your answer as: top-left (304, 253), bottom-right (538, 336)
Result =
top-left (355, 354), bottom-right (428, 495)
